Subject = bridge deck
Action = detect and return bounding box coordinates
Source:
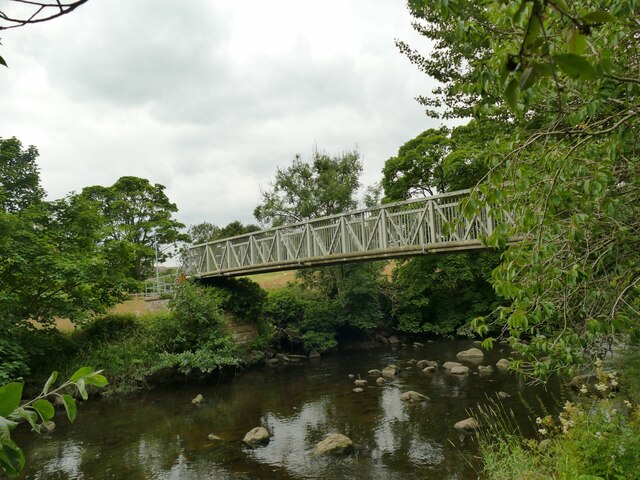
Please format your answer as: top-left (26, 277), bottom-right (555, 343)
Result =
top-left (185, 189), bottom-right (505, 278)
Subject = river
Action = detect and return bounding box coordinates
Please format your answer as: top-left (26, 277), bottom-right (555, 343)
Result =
top-left (12, 340), bottom-right (563, 479)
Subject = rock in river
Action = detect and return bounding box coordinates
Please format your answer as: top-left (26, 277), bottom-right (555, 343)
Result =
top-left (367, 369), bottom-right (381, 376)
top-left (496, 358), bottom-right (510, 371)
top-left (192, 394), bottom-right (204, 405)
top-left (314, 433), bottom-right (354, 455)
top-left (243, 427), bottom-right (270, 446)
top-left (381, 366), bottom-right (397, 379)
top-left (400, 391), bottom-right (429, 403)
top-left (354, 379), bottom-right (368, 387)
top-left (456, 348), bottom-right (484, 360)
top-left (353, 387), bottom-right (364, 393)
top-left (478, 365), bottom-right (494, 376)
top-left (443, 361), bottom-right (463, 370)
top-left (454, 418), bottom-right (480, 432)
top-left (450, 366), bottom-right (470, 375)
top-left (376, 377), bottom-right (386, 386)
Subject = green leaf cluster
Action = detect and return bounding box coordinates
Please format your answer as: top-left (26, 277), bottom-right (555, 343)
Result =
top-left (0, 367), bottom-right (107, 477)
top-left (403, 0), bottom-right (640, 378)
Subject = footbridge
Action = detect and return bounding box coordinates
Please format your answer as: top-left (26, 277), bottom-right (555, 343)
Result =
top-left (184, 189), bottom-right (509, 279)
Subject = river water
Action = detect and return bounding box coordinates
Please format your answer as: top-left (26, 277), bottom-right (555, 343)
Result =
top-left (12, 340), bottom-right (564, 480)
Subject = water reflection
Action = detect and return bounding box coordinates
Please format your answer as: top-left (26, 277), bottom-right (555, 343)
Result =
top-left (13, 340), bottom-right (562, 480)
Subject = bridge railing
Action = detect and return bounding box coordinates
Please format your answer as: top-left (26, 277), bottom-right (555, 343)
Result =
top-left (185, 188), bottom-right (502, 278)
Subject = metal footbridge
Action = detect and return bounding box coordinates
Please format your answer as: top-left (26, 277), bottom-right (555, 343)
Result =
top-left (184, 189), bottom-right (509, 279)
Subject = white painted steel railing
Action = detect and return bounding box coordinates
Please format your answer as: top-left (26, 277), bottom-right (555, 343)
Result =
top-left (185, 189), bottom-right (507, 278)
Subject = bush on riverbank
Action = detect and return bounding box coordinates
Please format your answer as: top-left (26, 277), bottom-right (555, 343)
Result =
top-left (39, 282), bottom-right (247, 394)
top-left (478, 355), bottom-right (640, 480)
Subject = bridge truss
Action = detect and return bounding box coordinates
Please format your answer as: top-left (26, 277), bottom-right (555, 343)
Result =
top-left (185, 189), bottom-right (506, 278)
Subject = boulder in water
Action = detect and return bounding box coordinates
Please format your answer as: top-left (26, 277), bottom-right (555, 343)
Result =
top-left (376, 377), bottom-right (386, 386)
top-left (456, 348), bottom-right (484, 359)
top-left (314, 433), bottom-right (354, 455)
top-left (367, 369), bottom-right (381, 376)
top-left (353, 387), bottom-right (364, 393)
top-left (192, 394), bottom-right (204, 405)
top-left (400, 391), bottom-right (429, 403)
top-left (443, 361), bottom-right (463, 370)
top-left (478, 365), bottom-right (494, 376)
top-left (454, 418), bottom-right (480, 432)
top-left (243, 427), bottom-right (270, 446)
top-left (496, 359), bottom-right (510, 371)
top-left (450, 366), bottom-right (470, 375)
top-left (354, 379), bottom-right (368, 387)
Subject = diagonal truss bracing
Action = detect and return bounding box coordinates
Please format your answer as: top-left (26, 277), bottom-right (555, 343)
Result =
top-left (184, 189), bottom-right (504, 278)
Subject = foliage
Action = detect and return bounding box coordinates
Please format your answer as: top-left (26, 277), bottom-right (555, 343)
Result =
top-left (201, 277), bottom-right (266, 322)
top-left (81, 176), bottom-right (188, 281)
top-left (0, 143), bottom-right (130, 381)
top-left (0, 367), bottom-right (107, 477)
top-left (477, 363), bottom-right (640, 479)
top-left (188, 220), bottom-right (260, 245)
top-left (0, 137), bottom-right (44, 213)
top-left (254, 147), bottom-right (385, 346)
top-left (389, 252), bottom-right (501, 336)
top-left (403, 0), bottom-right (640, 379)
top-left (380, 122), bottom-right (502, 338)
top-left (254, 148), bottom-right (361, 226)
top-left (263, 286), bottom-right (339, 352)
top-left (381, 120), bottom-right (503, 202)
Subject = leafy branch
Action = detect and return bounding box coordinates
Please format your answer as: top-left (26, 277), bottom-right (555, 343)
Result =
top-left (0, 367), bottom-right (107, 476)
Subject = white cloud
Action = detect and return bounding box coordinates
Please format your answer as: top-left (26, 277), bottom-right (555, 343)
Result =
top-left (0, 0), bottom-right (442, 228)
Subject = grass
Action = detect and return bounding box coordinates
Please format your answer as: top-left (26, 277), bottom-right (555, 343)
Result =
top-left (476, 356), bottom-right (640, 480)
top-left (243, 270), bottom-right (298, 291)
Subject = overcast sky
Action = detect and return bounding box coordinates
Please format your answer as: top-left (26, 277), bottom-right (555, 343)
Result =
top-left (0, 0), bottom-right (443, 228)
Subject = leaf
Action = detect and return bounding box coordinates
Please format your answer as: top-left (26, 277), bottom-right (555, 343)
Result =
top-left (70, 367), bottom-right (94, 382)
top-left (32, 399), bottom-right (55, 421)
top-left (61, 395), bottom-right (77, 423)
top-left (566, 28), bottom-right (587, 55)
top-left (582, 11), bottom-right (616, 24)
top-left (553, 54), bottom-right (597, 80)
top-left (12, 408), bottom-right (39, 433)
top-left (84, 374), bottom-right (109, 388)
top-left (0, 417), bottom-right (19, 438)
top-left (76, 379), bottom-right (88, 401)
top-left (524, 14), bottom-right (541, 48)
top-left (0, 383), bottom-right (23, 418)
top-left (504, 78), bottom-right (519, 110)
top-left (43, 371), bottom-right (58, 395)
top-left (0, 441), bottom-right (25, 476)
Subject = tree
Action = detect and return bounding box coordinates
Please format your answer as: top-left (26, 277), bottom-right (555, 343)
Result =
top-left (0, 142), bottom-right (129, 382)
top-left (381, 119), bottom-right (508, 202)
top-left (381, 122), bottom-right (503, 336)
top-left (81, 176), bottom-right (188, 281)
top-left (188, 220), bottom-right (260, 245)
top-left (254, 149), bottom-right (361, 226)
top-left (255, 148), bottom-right (384, 349)
top-left (0, 137), bottom-right (45, 213)
top-left (403, 0), bottom-right (640, 378)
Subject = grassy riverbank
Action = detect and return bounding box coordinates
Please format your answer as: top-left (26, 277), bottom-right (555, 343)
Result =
top-left (478, 348), bottom-right (640, 480)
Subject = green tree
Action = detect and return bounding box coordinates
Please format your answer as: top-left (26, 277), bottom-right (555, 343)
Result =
top-left (188, 220), bottom-right (260, 245)
top-left (381, 122), bottom-right (503, 337)
top-left (255, 148), bottom-right (384, 350)
top-left (381, 119), bottom-right (508, 202)
top-left (403, 0), bottom-right (640, 378)
top-left (81, 176), bottom-right (188, 281)
top-left (0, 144), bottom-right (129, 382)
top-left (0, 137), bottom-right (45, 213)
top-left (254, 149), bottom-right (361, 226)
